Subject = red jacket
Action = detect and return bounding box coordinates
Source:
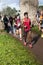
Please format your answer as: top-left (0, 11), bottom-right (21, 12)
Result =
top-left (23, 18), bottom-right (31, 32)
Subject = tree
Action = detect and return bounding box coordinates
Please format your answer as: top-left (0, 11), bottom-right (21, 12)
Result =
top-left (39, 6), bottom-right (43, 10)
top-left (1, 6), bottom-right (17, 16)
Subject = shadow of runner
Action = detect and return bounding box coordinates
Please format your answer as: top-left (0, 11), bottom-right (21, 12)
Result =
top-left (31, 35), bottom-right (40, 46)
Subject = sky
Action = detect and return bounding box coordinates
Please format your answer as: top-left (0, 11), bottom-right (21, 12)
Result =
top-left (39, 0), bottom-right (43, 5)
top-left (0, 0), bottom-right (43, 11)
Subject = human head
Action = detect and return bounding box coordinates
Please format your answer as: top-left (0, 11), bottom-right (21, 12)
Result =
top-left (24, 12), bottom-right (28, 18)
top-left (14, 15), bottom-right (17, 21)
top-left (37, 11), bottom-right (40, 13)
top-left (17, 14), bottom-right (20, 19)
top-left (41, 10), bottom-right (43, 16)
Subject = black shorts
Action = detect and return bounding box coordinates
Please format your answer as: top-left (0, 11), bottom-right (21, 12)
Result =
top-left (17, 25), bottom-right (21, 29)
top-left (24, 30), bottom-right (31, 42)
top-left (24, 30), bottom-right (31, 38)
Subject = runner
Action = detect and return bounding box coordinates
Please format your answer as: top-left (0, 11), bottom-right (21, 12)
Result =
top-left (9, 16), bottom-right (13, 33)
top-left (3, 15), bottom-right (8, 32)
top-left (13, 15), bottom-right (17, 36)
top-left (16, 14), bottom-right (22, 40)
top-left (36, 11), bottom-right (40, 30)
top-left (39, 11), bottom-right (43, 38)
top-left (22, 12), bottom-right (33, 48)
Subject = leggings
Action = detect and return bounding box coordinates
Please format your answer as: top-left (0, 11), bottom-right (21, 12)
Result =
top-left (24, 31), bottom-right (29, 42)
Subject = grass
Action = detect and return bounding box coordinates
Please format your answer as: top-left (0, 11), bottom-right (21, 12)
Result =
top-left (31, 26), bottom-right (41, 35)
top-left (0, 32), bottom-right (42, 65)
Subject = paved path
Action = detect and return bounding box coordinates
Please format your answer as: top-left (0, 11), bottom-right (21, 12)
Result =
top-left (11, 34), bottom-right (43, 64)
top-left (30, 38), bottom-right (43, 64)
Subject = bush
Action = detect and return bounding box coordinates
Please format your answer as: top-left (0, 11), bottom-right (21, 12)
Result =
top-left (31, 26), bottom-right (41, 35)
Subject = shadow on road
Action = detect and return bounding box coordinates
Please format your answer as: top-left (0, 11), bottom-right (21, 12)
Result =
top-left (32, 35), bottom-right (40, 45)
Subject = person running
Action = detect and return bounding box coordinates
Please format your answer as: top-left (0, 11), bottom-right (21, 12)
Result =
top-left (3, 15), bottom-right (8, 32)
top-left (39, 11), bottom-right (43, 38)
top-left (22, 12), bottom-right (32, 48)
top-left (36, 11), bottom-right (40, 23)
top-left (36, 11), bottom-right (40, 30)
top-left (13, 15), bottom-right (17, 36)
top-left (9, 16), bottom-right (13, 33)
top-left (16, 14), bottom-right (22, 40)
top-left (7, 20), bottom-right (12, 34)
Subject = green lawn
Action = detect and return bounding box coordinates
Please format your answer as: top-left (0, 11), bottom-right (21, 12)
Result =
top-left (0, 33), bottom-right (42, 65)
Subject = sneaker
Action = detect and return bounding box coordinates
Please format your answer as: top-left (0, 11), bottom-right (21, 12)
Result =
top-left (20, 38), bottom-right (22, 41)
top-left (13, 34), bottom-right (16, 37)
top-left (24, 42), bottom-right (26, 46)
top-left (9, 31), bottom-right (12, 34)
top-left (29, 44), bottom-right (33, 48)
top-left (41, 34), bottom-right (43, 38)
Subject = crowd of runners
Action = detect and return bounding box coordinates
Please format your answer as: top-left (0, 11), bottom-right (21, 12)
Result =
top-left (36, 10), bottom-right (43, 37)
top-left (0, 10), bottom-right (43, 48)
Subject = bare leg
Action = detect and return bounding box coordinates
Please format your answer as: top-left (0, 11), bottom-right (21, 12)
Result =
top-left (19, 28), bottom-right (22, 40)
